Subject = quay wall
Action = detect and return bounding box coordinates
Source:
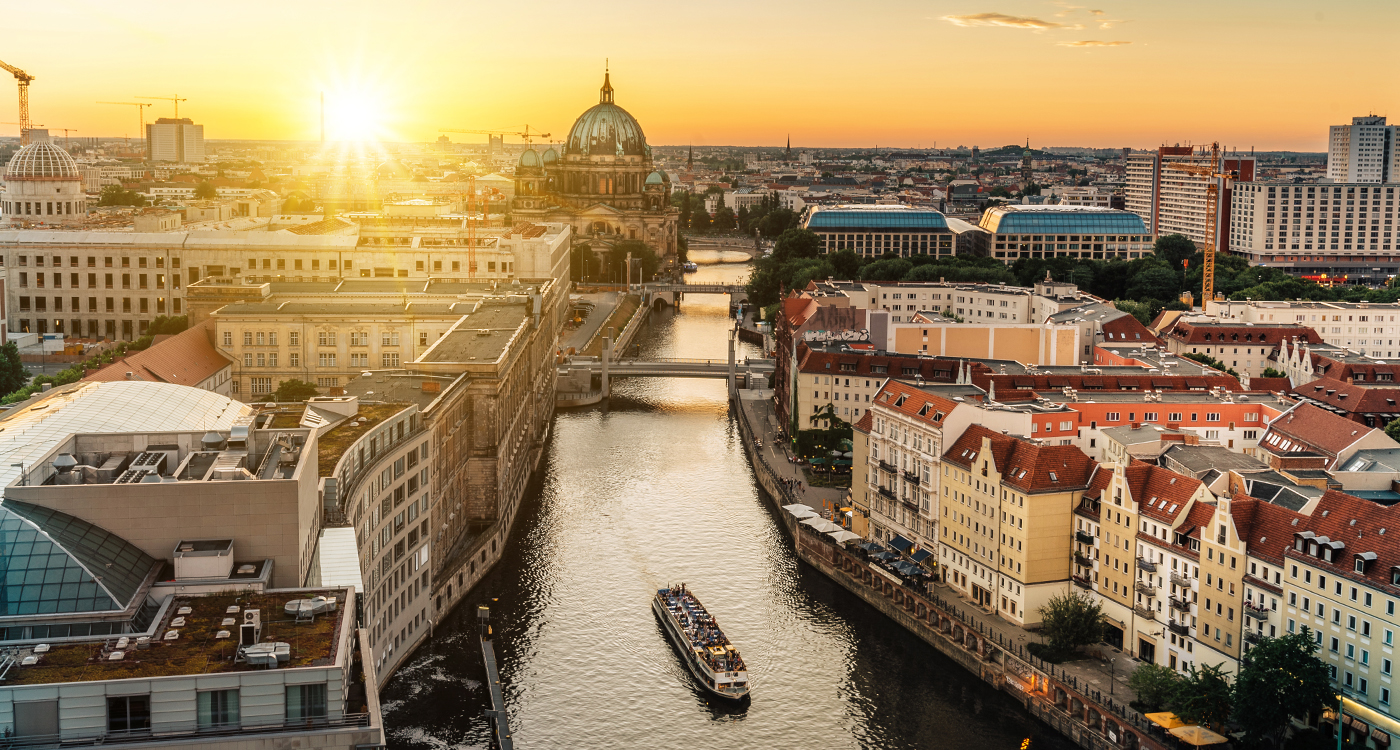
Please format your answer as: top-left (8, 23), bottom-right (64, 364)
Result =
top-left (734, 396), bottom-right (1172, 750)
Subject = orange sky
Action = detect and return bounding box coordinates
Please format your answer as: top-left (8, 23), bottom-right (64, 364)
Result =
top-left (4, 0), bottom-right (1397, 150)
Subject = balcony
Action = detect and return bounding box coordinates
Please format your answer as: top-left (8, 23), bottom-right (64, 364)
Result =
top-left (877, 486), bottom-right (897, 500)
top-left (1244, 629), bottom-right (1264, 644)
top-left (1169, 596), bottom-right (1191, 612)
top-left (1074, 552), bottom-right (1094, 569)
top-left (901, 497), bottom-right (921, 512)
top-left (902, 470), bottom-right (921, 486)
top-left (1072, 575), bottom-right (1092, 590)
top-left (1168, 620), bottom-right (1189, 636)
top-left (1134, 581), bottom-right (1157, 596)
top-left (1075, 530), bottom-right (1095, 545)
top-left (1170, 571), bottom-right (1192, 588)
top-left (1134, 605), bottom-right (1157, 621)
top-left (1243, 603), bottom-right (1269, 621)
top-left (1137, 557), bottom-right (1157, 572)
top-left (878, 460), bottom-right (896, 473)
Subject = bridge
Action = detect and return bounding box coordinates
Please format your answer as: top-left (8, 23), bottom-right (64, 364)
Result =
top-left (555, 329), bottom-right (771, 407)
top-left (644, 282), bottom-right (748, 308)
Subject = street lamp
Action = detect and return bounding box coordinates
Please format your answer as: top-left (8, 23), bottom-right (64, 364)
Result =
top-left (1109, 657), bottom-right (1117, 696)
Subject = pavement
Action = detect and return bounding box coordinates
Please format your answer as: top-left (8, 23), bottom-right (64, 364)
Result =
top-left (736, 388), bottom-right (1142, 708)
top-left (562, 292), bottom-right (620, 352)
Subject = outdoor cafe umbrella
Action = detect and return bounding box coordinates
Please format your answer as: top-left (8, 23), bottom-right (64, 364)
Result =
top-left (782, 503), bottom-right (816, 513)
top-left (1145, 713), bottom-right (1186, 730)
top-left (800, 517), bottom-right (843, 534)
top-left (1169, 726), bottom-right (1229, 746)
top-left (827, 529), bottom-right (861, 544)
top-left (789, 509), bottom-right (819, 520)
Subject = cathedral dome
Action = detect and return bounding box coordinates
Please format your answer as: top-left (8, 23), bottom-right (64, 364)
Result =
top-left (565, 73), bottom-right (647, 158)
top-left (5, 140), bottom-right (80, 180)
top-left (645, 171), bottom-right (666, 185)
top-left (519, 149), bottom-right (540, 168)
top-left (541, 148), bottom-right (559, 165)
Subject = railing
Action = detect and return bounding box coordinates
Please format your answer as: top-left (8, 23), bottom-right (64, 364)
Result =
top-left (1075, 530), bottom-right (1096, 545)
top-left (877, 486), bottom-right (897, 500)
top-left (1170, 571), bottom-right (1192, 588)
top-left (1134, 605), bottom-right (1157, 621)
top-left (1134, 581), bottom-right (1156, 596)
top-left (902, 470), bottom-right (921, 486)
top-left (0, 713), bottom-right (373, 749)
top-left (1074, 552), bottom-right (1094, 569)
top-left (1072, 574), bottom-right (1093, 590)
top-left (1169, 597), bottom-right (1191, 612)
top-left (1244, 629), bottom-right (1263, 643)
top-left (1136, 557), bottom-right (1157, 572)
top-left (1243, 603), bottom-right (1269, 621)
top-left (1167, 620), bottom-right (1189, 636)
top-left (878, 460), bottom-right (897, 473)
top-left (901, 498), bottom-right (921, 512)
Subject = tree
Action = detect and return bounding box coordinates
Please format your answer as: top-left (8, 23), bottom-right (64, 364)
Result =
top-left (1262, 367), bottom-right (1287, 379)
top-left (1387, 416), bottom-right (1400, 444)
top-left (1127, 662), bottom-right (1183, 713)
top-left (736, 205), bottom-right (750, 231)
top-left (1174, 663), bottom-right (1233, 730)
top-left (608, 241), bottom-right (660, 283)
top-left (1036, 590), bottom-right (1103, 654)
top-left (713, 206), bottom-right (737, 231)
top-left (690, 202), bottom-right (710, 231)
top-left (0, 342), bottom-right (29, 398)
top-left (772, 228), bottom-right (821, 263)
top-left (1126, 265), bottom-right (1181, 302)
top-left (828, 250), bottom-right (861, 280)
top-left (1233, 628), bottom-right (1335, 750)
top-left (272, 379), bottom-right (320, 402)
top-left (1155, 234), bottom-right (1197, 270)
top-left (194, 181), bottom-right (218, 200)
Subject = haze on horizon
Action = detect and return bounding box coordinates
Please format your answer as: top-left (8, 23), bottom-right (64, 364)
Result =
top-left (5, 0), bottom-right (1394, 151)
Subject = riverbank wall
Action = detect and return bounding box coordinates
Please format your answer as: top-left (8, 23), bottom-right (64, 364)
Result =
top-left (733, 392), bottom-right (1174, 750)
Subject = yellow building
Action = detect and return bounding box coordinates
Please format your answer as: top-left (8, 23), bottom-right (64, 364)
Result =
top-left (888, 316), bottom-right (1081, 364)
top-left (939, 424), bottom-right (1096, 625)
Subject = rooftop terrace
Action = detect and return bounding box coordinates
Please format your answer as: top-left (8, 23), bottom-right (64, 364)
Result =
top-left (316, 403), bottom-right (411, 478)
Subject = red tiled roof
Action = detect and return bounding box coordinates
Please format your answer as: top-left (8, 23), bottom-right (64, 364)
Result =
top-left (84, 320), bottom-right (232, 387)
top-left (781, 295), bottom-right (818, 326)
top-left (943, 423), bottom-right (1096, 492)
top-left (872, 380), bottom-right (961, 430)
top-left (798, 345), bottom-right (961, 381)
top-left (1165, 321), bottom-right (1320, 344)
top-left (1227, 494), bottom-right (1306, 565)
top-left (1284, 490), bottom-right (1400, 590)
top-left (1291, 377), bottom-right (1400, 418)
top-left (1247, 377), bottom-right (1292, 392)
top-left (853, 410), bottom-right (874, 434)
top-left (971, 373), bottom-right (1241, 393)
top-left (1100, 315), bottom-right (1160, 345)
top-left (1128, 463), bottom-right (1202, 523)
top-left (1179, 500), bottom-right (1216, 543)
top-left (1263, 402), bottom-right (1378, 461)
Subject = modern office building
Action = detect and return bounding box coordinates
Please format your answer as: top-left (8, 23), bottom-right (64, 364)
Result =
top-left (1328, 116), bottom-right (1400, 184)
top-left (1228, 181), bottom-right (1400, 285)
top-left (973, 204), bottom-right (1154, 263)
top-left (145, 117), bottom-right (206, 163)
top-left (804, 204), bottom-right (955, 257)
top-left (1125, 146), bottom-right (1255, 250)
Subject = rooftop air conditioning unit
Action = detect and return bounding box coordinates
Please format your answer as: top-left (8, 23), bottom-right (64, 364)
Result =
top-left (240, 609), bottom-right (262, 647)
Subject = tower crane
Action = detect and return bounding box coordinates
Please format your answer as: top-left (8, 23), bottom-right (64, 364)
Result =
top-left (0, 58), bottom-right (35, 145)
top-left (1164, 142), bottom-right (1237, 307)
top-left (137, 95), bottom-right (187, 118)
top-left (98, 101), bottom-right (152, 141)
top-left (440, 125), bottom-right (551, 144)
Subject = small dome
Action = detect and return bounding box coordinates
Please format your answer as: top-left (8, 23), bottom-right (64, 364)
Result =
top-left (5, 141), bottom-right (80, 180)
top-left (541, 148), bottom-right (559, 165)
top-left (645, 171), bottom-right (666, 185)
top-left (519, 149), bottom-right (540, 168)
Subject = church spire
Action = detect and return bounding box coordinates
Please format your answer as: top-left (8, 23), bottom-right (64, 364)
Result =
top-left (600, 60), bottom-right (614, 104)
top-left (687, 144), bottom-right (693, 170)
top-left (786, 134), bottom-right (791, 160)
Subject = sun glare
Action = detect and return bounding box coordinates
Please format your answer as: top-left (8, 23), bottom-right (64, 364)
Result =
top-left (324, 88), bottom-right (390, 142)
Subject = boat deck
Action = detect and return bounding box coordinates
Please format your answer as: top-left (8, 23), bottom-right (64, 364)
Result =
top-left (656, 585), bottom-right (746, 674)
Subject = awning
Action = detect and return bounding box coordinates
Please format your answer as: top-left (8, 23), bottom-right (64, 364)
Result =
top-left (889, 535), bottom-right (914, 553)
top-left (1152, 379), bottom-right (1174, 389)
top-left (782, 503), bottom-right (817, 512)
top-left (910, 548), bottom-right (933, 563)
top-left (833, 459), bottom-right (853, 467)
top-left (859, 541), bottom-right (885, 552)
top-left (1170, 726), bottom-right (1229, 746)
top-left (893, 561), bottom-right (922, 576)
top-left (1146, 712), bottom-right (1186, 730)
top-left (1047, 377), bottom-right (1070, 387)
top-left (1186, 379), bottom-right (1207, 388)
top-left (1372, 729), bottom-right (1390, 746)
top-left (790, 509), bottom-right (819, 520)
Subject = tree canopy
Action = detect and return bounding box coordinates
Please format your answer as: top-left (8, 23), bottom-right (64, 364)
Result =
top-left (1035, 590), bottom-right (1103, 656)
top-left (272, 379), bottom-right (320, 402)
top-left (1233, 628), bottom-right (1336, 749)
top-left (193, 181), bottom-right (218, 200)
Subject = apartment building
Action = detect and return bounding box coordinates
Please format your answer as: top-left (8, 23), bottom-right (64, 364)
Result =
top-left (1124, 146), bottom-right (1255, 251)
top-left (795, 342), bottom-right (967, 426)
top-left (145, 117), bottom-right (206, 163)
top-left (1253, 402), bottom-right (1398, 468)
top-left (1328, 116), bottom-right (1400, 184)
top-left (886, 315), bottom-right (1082, 363)
top-left (1226, 182), bottom-right (1399, 286)
top-left (940, 425), bottom-right (1095, 623)
top-left (1161, 320), bottom-right (1321, 379)
top-left (1208, 300), bottom-right (1400, 359)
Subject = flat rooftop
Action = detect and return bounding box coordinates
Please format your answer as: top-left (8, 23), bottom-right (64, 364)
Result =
top-left (316, 403), bottom-right (412, 477)
top-left (420, 302), bottom-right (532, 363)
top-left (5, 589), bottom-right (347, 685)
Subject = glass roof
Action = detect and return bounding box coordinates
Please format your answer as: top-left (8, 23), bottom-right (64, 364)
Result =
top-left (0, 501), bottom-right (156, 616)
top-left (979, 206), bottom-right (1147, 235)
top-left (807, 207), bottom-right (948, 230)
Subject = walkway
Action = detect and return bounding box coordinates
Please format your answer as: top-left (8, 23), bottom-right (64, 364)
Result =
top-left (563, 292), bottom-right (620, 352)
top-left (735, 390), bottom-right (1141, 707)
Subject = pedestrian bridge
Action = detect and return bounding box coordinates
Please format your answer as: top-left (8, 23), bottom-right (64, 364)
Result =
top-left (571, 357), bottom-right (774, 379)
top-left (648, 283), bottom-right (748, 294)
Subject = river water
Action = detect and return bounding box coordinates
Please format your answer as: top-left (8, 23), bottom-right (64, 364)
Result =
top-left (380, 257), bottom-right (1069, 750)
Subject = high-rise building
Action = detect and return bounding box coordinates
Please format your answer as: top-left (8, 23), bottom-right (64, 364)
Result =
top-left (1228, 181), bottom-right (1399, 285)
top-left (1124, 146), bottom-right (1255, 252)
top-left (145, 117), bottom-right (205, 163)
top-left (1327, 116), bottom-right (1399, 184)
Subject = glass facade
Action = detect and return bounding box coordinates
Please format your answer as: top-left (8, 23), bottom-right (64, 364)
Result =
top-left (807, 208), bottom-right (949, 231)
top-left (0, 501), bottom-right (156, 616)
top-left (981, 209), bottom-right (1148, 235)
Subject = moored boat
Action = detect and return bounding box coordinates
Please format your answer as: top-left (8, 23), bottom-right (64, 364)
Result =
top-left (652, 584), bottom-right (750, 701)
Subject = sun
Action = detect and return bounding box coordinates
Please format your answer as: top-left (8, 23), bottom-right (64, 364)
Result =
top-left (324, 87), bottom-right (390, 142)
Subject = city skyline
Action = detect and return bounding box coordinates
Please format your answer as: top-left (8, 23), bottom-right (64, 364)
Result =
top-left (5, 0), bottom-right (1396, 150)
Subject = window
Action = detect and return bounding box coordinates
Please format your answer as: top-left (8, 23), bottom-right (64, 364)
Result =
top-left (285, 684), bottom-right (327, 722)
top-left (382, 353), bottom-right (399, 367)
top-left (318, 331), bottom-right (336, 346)
top-left (319, 353), bottom-right (337, 367)
top-left (222, 331), bottom-right (232, 346)
top-left (1169, 412), bottom-right (1183, 422)
top-left (382, 331), bottom-right (400, 346)
top-left (108, 695), bottom-right (151, 733)
top-left (289, 331), bottom-right (299, 346)
top-left (197, 689), bottom-right (240, 729)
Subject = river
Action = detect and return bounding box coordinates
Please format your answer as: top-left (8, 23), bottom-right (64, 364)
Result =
top-left (379, 257), bottom-right (1069, 750)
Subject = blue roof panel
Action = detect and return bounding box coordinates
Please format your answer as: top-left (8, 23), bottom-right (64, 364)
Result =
top-left (807, 208), bottom-right (948, 231)
top-left (981, 208), bottom-right (1147, 235)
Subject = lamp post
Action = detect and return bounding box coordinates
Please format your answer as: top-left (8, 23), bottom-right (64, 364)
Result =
top-left (1109, 657), bottom-right (1117, 696)
top-left (1336, 694), bottom-right (1345, 750)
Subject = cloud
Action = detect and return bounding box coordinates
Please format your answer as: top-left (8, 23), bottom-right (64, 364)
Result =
top-left (941, 12), bottom-right (1070, 29)
top-left (1058, 39), bottom-right (1131, 47)
top-left (1090, 9), bottom-right (1105, 14)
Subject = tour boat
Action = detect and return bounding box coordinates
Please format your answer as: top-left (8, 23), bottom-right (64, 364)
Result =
top-left (682, 261), bottom-right (699, 272)
top-left (653, 584), bottom-right (750, 701)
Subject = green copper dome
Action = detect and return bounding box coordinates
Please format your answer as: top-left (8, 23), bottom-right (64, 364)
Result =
top-left (519, 149), bottom-right (540, 168)
top-left (565, 73), bottom-right (648, 158)
top-left (645, 171), bottom-right (666, 185)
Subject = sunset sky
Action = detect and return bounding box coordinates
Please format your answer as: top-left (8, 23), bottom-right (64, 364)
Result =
top-left (4, 0), bottom-right (1396, 151)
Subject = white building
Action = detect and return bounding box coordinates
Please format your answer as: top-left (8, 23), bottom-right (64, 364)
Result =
top-left (146, 118), bottom-right (206, 163)
top-left (1226, 182), bottom-right (1399, 286)
top-left (1328, 116), bottom-right (1400, 184)
top-left (1124, 146), bottom-right (1255, 251)
top-left (1, 132), bottom-right (87, 226)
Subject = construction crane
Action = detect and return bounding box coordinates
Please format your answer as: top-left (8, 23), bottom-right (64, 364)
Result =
top-left (440, 125), bottom-right (551, 144)
top-left (137, 95), bottom-right (187, 119)
top-left (0, 58), bottom-right (35, 145)
top-left (1165, 142), bottom-right (1237, 306)
top-left (98, 101), bottom-right (152, 140)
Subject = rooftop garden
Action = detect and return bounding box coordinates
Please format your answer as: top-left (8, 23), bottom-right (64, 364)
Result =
top-left (316, 403), bottom-right (410, 477)
top-left (7, 590), bottom-right (345, 685)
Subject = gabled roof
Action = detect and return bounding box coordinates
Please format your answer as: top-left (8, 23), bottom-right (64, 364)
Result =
top-left (872, 380), bottom-right (961, 430)
top-left (84, 320), bottom-right (233, 387)
top-left (1227, 494), bottom-right (1306, 565)
top-left (1291, 377), bottom-right (1400, 417)
top-left (853, 410), bottom-right (874, 434)
top-left (1179, 500), bottom-right (1217, 542)
top-left (943, 424), bottom-right (1096, 492)
top-left (1127, 463), bottom-right (1202, 523)
top-left (1284, 490), bottom-right (1400, 589)
top-left (1261, 402), bottom-right (1382, 462)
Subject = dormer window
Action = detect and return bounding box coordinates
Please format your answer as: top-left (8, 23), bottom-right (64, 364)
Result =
top-left (1323, 547), bottom-right (1334, 563)
top-left (1392, 566), bottom-right (1400, 586)
top-left (1356, 552), bottom-right (1378, 574)
top-left (1307, 541), bottom-right (1318, 556)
